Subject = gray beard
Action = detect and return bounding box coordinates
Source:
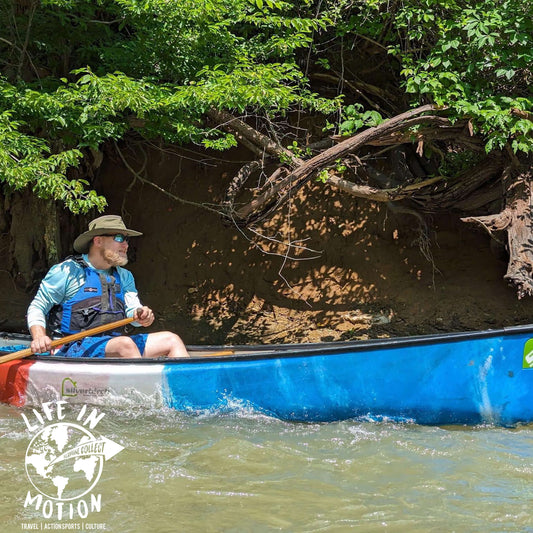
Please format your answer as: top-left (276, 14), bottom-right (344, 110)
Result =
top-left (103, 249), bottom-right (128, 267)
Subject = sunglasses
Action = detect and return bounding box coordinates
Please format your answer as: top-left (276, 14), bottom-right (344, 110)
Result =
top-left (102, 234), bottom-right (129, 243)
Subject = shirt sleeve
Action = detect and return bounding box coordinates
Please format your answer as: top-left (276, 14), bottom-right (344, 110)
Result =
top-left (26, 260), bottom-right (84, 330)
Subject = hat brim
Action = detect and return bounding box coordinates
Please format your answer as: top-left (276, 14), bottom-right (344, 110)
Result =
top-left (73, 228), bottom-right (143, 253)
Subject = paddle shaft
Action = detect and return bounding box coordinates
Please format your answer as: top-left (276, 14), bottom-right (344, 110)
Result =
top-left (201, 350), bottom-right (234, 357)
top-left (0, 316), bottom-right (136, 364)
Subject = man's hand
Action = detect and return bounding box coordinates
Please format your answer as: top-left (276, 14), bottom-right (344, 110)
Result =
top-left (30, 325), bottom-right (52, 354)
top-left (134, 306), bottom-right (155, 327)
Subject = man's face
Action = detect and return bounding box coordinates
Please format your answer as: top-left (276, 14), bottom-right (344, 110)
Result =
top-left (94, 234), bottom-right (129, 267)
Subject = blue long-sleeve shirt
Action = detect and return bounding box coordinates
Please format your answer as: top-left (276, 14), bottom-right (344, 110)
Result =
top-left (27, 254), bottom-right (142, 330)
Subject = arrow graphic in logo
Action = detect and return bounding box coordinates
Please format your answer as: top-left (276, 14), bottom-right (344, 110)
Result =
top-left (47, 436), bottom-right (124, 468)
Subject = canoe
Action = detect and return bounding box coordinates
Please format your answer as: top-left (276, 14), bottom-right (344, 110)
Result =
top-left (1, 324), bottom-right (533, 426)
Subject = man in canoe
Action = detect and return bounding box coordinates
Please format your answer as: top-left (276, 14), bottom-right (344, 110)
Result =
top-left (27, 215), bottom-right (190, 358)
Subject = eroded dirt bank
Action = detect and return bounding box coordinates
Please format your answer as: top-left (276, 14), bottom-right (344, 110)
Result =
top-left (1, 145), bottom-right (533, 344)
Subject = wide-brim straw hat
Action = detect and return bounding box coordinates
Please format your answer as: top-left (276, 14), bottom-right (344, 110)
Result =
top-left (73, 215), bottom-right (143, 253)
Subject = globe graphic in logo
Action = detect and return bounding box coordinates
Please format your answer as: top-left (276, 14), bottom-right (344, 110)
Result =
top-left (25, 422), bottom-right (104, 501)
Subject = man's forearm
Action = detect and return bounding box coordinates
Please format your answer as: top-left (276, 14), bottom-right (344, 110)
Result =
top-left (30, 325), bottom-right (47, 340)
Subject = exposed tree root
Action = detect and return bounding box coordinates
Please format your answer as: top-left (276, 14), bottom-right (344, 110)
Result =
top-left (462, 159), bottom-right (533, 298)
top-left (209, 105), bottom-right (530, 299)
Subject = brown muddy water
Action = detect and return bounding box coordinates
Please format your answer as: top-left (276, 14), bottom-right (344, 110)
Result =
top-left (1, 402), bottom-right (532, 533)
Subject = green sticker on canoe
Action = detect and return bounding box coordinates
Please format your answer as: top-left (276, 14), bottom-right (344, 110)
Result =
top-left (523, 339), bottom-right (533, 368)
top-left (61, 377), bottom-right (78, 397)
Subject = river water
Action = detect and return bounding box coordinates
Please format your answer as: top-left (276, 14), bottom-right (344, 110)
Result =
top-left (1, 402), bottom-right (532, 533)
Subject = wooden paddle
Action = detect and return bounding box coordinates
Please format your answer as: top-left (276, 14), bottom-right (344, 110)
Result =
top-left (0, 316), bottom-right (136, 364)
top-left (200, 350), bottom-right (235, 357)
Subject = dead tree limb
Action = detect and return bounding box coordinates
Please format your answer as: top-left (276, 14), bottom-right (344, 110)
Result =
top-left (208, 109), bottom-right (302, 165)
top-left (410, 155), bottom-right (504, 211)
top-left (219, 104), bottom-right (441, 224)
top-left (326, 175), bottom-right (444, 202)
top-left (214, 104), bottom-right (504, 224)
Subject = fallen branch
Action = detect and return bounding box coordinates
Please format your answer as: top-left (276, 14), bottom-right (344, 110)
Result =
top-left (208, 109), bottom-right (302, 165)
top-left (226, 104), bottom-right (442, 224)
top-left (326, 174), bottom-right (444, 202)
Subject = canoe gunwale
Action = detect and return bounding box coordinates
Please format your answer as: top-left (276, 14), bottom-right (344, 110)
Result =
top-left (2, 323), bottom-right (532, 364)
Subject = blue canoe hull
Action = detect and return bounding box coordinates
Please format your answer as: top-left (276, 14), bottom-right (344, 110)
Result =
top-left (2, 325), bottom-right (533, 425)
top-left (163, 326), bottom-right (533, 425)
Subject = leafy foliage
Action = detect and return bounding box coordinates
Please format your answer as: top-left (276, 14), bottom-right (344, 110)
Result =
top-left (0, 110), bottom-right (105, 213)
top-left (0, 0), bottom-right (335, 212)
top-left (0, 0), bottom-right (531, 213)
top-left (332, 104), bottom-right (384, 136)
top-left (340, 0), bottom-right (532, 152)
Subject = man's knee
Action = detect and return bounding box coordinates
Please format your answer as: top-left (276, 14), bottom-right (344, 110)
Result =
top-left (147, 331), bottom-right (180, 346)
top-left (144, 331), bottom-right (189, 358)
top-left (106, 336), bottom-right (142, 358)
top-left (165, 332), bottom-right (189, 358)
top-left (163, 331), bottom-right (182, 347)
